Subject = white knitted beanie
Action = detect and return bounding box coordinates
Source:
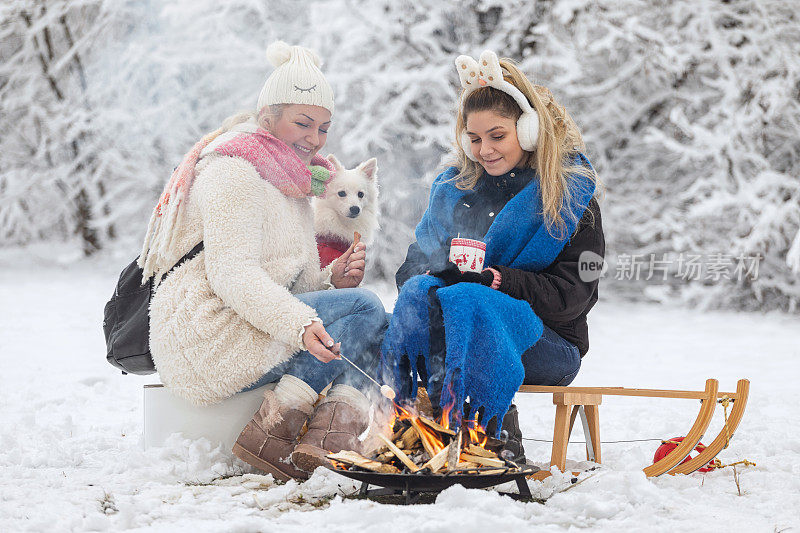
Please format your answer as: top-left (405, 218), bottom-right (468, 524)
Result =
top-left (257, 41), bottom-right (334, 115)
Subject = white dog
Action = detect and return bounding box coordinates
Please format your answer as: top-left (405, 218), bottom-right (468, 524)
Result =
top-left (314, 155), bottom-right (380, 267)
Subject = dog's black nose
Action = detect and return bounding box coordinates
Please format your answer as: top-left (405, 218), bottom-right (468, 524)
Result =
top-left (349, 206), bottom-right (360, 217)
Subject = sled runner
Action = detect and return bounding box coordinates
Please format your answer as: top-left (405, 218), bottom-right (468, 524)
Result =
top-left (518, 378), bottom-right (750, 478)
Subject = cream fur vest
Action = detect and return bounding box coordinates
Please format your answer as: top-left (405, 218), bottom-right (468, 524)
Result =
top-left (149, 139), bottom-right (333, 406)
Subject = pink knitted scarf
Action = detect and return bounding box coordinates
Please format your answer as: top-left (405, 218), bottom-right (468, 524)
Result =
top-left (214, 128), bottom-right (335, 198)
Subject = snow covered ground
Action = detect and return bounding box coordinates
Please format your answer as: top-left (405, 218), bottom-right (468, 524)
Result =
top-left (1, 247), bottom-right (799, 532)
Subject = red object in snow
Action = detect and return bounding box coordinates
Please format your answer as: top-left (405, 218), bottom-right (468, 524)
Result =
top-left (316, 235), bottom-right (351, 268)
top-left (653, 436), bottom-right (715, 473)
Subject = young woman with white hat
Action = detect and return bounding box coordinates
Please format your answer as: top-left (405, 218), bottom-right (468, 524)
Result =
top-left (139, 41), bottom-right (386, 480)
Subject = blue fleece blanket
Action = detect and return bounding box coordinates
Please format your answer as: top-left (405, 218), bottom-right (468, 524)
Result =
top-left (383, 154), bottom-right (596, 432)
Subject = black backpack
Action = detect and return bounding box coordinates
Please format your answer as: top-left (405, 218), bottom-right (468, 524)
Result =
top-left (103, 242), bottom-right (204, 374)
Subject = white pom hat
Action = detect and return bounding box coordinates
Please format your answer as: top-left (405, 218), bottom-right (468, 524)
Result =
top-left (257, 41), bottom-right (334, 114)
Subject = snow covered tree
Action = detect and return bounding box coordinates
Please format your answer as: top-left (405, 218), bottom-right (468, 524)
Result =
top-left (0, 0), bottom-right (115, 255)
top-left (535, 0), bottom-right (800, 310)
top-left (85, 0), bottom-right (310, 250)
top-left (1, 0), bottom-right (797, 310)
top-left (0, 0), bottom-right (311, 254)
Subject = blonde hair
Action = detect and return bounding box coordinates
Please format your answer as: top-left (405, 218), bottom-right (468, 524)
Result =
top-left (219, 104), bottom-right (290, 133)
top-left (452, 58), bottom-right (599, 239)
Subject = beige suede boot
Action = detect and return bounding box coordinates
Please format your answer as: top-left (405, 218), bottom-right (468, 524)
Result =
top-left (291, 384), bottom-right (370, 473)
top-left (232, 385), bottom-right (314, 482)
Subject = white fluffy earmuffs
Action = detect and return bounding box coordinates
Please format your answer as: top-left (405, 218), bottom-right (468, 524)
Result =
top-left (455, 51), bottom-right (539, 162)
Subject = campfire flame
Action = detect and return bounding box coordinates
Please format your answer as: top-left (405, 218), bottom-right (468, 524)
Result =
top-left (328, 383), bottom-right (509, 476)
top-left (441, 379), bottom-right (456, 431)
top-left (390, 386), bottom-right (489, 455)
top-left (440, 403), bottom-right (452, 431)
top-left (465, 418), bottom-right (488, 448)
top-left (418, 421), bottom-right (447, 454)
top-left (395, 401), bottom-right (447, 454)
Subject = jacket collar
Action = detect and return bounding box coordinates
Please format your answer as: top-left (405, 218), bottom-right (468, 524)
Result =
top-left (482, 167), bottom-right (533, 195)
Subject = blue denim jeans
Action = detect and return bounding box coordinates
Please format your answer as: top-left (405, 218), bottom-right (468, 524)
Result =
top-left (242, 288), bottom-right (388, 394)
top-left (521, 324), bottom-right (581, 386)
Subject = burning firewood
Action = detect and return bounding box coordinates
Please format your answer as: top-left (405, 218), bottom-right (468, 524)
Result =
top-left (417, 415), bottom-right (456, 436)
top-left (466, 468), bottom-right (508, 475)
top-left (459, 453), bottom-right (505, 468)
top-left (332, 399), bottom-right (521, 477)
top-left (465, 444), bottom-right (497, 458)
top-left (405, 420), bottom-right (434, 458)
top-left (377, 434), bottom-right (419, 472)
top-left (327, 451), bottom-right (400, 474)
top-left (390, 421), bottom-right (406, 441)
top-left (416, 387), bottom-right (434, 418)
top-left (398, 426), bottom-right (421, 450)
top-left (446, 429), bottom-right (462, 472)
top-left (421, 443), bottom-right (450, 472)
top-left (374, 451), bottom-right (393, 462)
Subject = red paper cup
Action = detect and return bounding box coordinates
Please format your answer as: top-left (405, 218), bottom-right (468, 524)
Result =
top-left (449, 238), bottom-right (486, 273)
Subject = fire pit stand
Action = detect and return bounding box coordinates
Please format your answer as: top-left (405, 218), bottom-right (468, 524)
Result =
top-left (332, 465), bottom-right (539, 505)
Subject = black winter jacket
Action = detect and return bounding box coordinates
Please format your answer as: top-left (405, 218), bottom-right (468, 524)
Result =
top-left (395, 168), bottom-right (604, 356)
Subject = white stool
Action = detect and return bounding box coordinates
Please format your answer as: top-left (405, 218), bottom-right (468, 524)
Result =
top-left (143, 383), bottom-right (269, 451)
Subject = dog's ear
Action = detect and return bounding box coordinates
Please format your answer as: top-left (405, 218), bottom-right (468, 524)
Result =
top-left (358, 158), bottom-right (378, 180)
top-left (326, 154), bottom-right (344, 171)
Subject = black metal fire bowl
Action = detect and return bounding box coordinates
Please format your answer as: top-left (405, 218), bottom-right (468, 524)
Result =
top-left (329, 464), bottom-right (540, 504)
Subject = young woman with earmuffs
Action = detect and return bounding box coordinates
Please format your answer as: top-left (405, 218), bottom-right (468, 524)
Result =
top-left (384, 51), bottom-right (605, 463)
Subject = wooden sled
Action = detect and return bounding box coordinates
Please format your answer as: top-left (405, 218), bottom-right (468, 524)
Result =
top-left (517, 378), bottom-right (750, 479)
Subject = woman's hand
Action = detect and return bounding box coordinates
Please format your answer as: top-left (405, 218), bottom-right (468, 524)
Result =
top-left (331, 241), bottom-right (366, 288)
top-left (302, 321), bottom-right (340, 363)
top-left (429, 261), bottom-right (462, 285)
top-left (459, 270), bottom-right (494, 286)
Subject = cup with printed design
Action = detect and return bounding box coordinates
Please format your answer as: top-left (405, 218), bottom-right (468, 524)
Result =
top-left (449, 238), bottom-right (486, 273)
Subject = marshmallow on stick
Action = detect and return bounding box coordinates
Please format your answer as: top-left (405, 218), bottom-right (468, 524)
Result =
top-left (347, 230), bottom-right (395, 399)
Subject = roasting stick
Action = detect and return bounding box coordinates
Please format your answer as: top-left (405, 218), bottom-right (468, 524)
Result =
top-left (338, 352), bottom-right (396, 400)
top-left (335, 230), bottom-right (398, 400)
